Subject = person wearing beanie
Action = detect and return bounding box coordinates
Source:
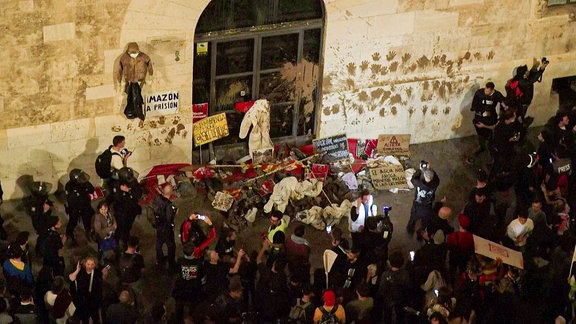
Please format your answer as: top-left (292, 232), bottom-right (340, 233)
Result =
top-left (407, 163), bottom-right (440, 240)
top-left (313, 289), bottom-right (346, 323)
top-left (446, 214), bottom-right (475, 283)
top-left (507, 58), bottom-right (549, 121)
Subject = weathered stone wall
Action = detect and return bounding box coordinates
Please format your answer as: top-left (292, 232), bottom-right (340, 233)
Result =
top-left (0, 0), bottom-right (574, 198)
top-left (320, 0), bottom-right (576, 142)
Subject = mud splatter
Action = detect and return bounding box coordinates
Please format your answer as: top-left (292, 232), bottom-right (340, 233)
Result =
top-left (416, 55), bottom-right (430, 68)
top-left (431, 106), bottom-right (438, 115)
top-left (149, 121), bottom-right (157, 128)
top-left (153, 138), bottom-right (161, 146)
top-left (443, 107), bottom-right (451, 114)
top-left (401, 53), bottom-right (411, 65)
top-left (389, 61), bottom-right (399, 72)
top-left (487, 50), bottom-right (495, 60)
top-left (408, 107), bottom-right (415, 117)
top-left (346, 78), bottom-right (355, 89)
top-left (138, 120), bottom-right (144, 128)
top-left (346, 63), bottom-right (356, 76)
top-left (389, 94), bottom-right (402, 105)
top-left (176, 123), bottom-right (185, 133)
top-left (158, 116), bottom-right (166, 125)
top-left (422, 105), bottom-right (428, 115)
top-left (473, 52), bottom-right (481, 60)
top-left (405, 87), bottom-right (413, 98)
top-left (391, 106), bottom-right (397, 115)
top-left (111, 126), bottom-right (121, 132)
top-left (372, 52), bottom-right (381, 61)
top-left (379, 108), bottom-right (386, 117)
top-left (358, 91), bottom-right (369, 102)
top-left (386, 51), bottom-right (397, 61)
top-left (166, 128), bottom-right (176, 143)
top-left (463, 51), bottom-right (471, 61)
top-left (370, 64), bottom-right (382, 75)
top-left (323, 107), bottom-right (331, 116)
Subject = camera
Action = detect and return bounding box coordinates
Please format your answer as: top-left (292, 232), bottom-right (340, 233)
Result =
top-left (420, 160), bottom-right (429, 169)
top-left (542, 57), bottom-right (549, 64)
top-left (120, 148), bottom-right (130, 155)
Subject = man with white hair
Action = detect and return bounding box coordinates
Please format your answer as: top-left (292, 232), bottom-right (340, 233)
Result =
top-left (407, 164), bottom-right (440, 240)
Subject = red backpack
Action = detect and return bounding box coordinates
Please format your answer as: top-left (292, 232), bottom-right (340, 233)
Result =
top-left (505, 79), bottom-right (524, 101)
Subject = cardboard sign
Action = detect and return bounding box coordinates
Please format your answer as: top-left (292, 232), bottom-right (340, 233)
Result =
top-left (369, 164), bottom-right (408, 190)
top-left (473, 235), bottom-right (524, 269)
top-left (252, 147), bottom-right (274, 164)
top-left (212, 191), bottom-right (235, 212)
top-left (146, 91), bottom-right (179, 117)
top-left (376, 134), bottom-right (411, 156)
top-left (192, 103), bottom-right (208, 122)
top-left (313, 134), bottom-right (349, 163)
top-left (193, 113), bottom-right (229, 146)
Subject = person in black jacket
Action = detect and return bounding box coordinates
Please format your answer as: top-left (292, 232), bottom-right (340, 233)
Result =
top-left (69, 256), bottom-right (108, 324)
top-left (112, 167), bottom-right (143, 247)
top-left (507, 60), bottom-right (549, 121)
top-left (470, 82), bottom-right (505, 157)
top-left (65, 169), bottom-right (95, 245)
top-left (172, 243), bottom-right (204, 324)
top-left (407, 166), bottom-right (440, 239)
top-left (153, 184), bottom-right (177, 271)
top-left (40, 216), bottom-right (66, 276)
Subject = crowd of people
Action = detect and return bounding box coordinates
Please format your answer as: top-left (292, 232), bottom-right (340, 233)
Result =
top-left (0, 58), bottom-right (575, 324)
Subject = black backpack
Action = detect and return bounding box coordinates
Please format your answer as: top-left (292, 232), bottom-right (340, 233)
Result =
top-left (95, 146), bottom-right (119, 179)
top-left (318, 306), bottom-right (339, 324)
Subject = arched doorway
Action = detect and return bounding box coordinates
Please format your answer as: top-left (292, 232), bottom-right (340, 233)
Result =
top-left (193, 0), bottom-right (325, 155)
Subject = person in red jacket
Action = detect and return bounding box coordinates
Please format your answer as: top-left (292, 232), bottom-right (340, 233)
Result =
top-left (180, 213), bottom-right (216, 259)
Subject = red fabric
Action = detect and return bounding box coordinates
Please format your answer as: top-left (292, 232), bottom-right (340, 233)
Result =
top-left (285, 238), bottom-right (311, 264)
top-left (194, 227), bottom-right (216, 259)
top-left (446, 231), bottom-right (474, 254)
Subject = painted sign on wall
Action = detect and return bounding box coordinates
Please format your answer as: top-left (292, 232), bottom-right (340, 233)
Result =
top-left (193, 113), bottom-right (229, 146)
top-left (146, 90), bottom-right (179, 117)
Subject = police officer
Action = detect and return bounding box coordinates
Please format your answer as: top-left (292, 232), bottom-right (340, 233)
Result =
top-left (65, 169), bottom-right (95, 245)
top-left (112, 167), bottom-right (143, 247)
top-left (153, 184), bottom-right (177, 271)
top-left (39, 216), bottom-right (66, 276)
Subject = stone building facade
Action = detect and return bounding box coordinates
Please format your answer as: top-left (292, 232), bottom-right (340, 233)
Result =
top-left (0, 0), bottom-right (574, 198)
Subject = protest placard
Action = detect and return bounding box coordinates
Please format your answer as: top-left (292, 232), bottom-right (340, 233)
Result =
top-left (368, 164), bottom-right (408, 190)
top-left (193, 113), bottom-right (229, 146)
top-left (376, 134), bottom-right (411, 156)
top-left (313, 134), bottom-right (349, 163)
top-left (473, 235), bottom-right (524, 269)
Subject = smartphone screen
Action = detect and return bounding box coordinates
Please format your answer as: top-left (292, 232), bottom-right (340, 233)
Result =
top-left (326, 225), bottom-right (332, 234)
top-left (198, 215), bottom-right (206, 221)
top-left (409, 251), bottom-right (415, 261)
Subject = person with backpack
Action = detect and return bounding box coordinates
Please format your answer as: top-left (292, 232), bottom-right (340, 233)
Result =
top-left (313, 289), bottom-right (345, 324)
top-left (152, 183), bottom-right (177, 271)
top-left (289, 283), bottom-right (315, 323)
top-left (506, 59), bottom-right (549, 123)
top-left (95, 135), bottom-right (132, 198)
top-left (65, 169), bottom-right (95, 246)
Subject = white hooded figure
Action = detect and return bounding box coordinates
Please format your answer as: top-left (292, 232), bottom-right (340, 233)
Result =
top-left (239, 99), bottom-right (274, 156)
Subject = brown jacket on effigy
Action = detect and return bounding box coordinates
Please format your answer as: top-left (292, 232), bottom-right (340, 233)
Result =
top-left (115, 43), bottom-right (153, 84)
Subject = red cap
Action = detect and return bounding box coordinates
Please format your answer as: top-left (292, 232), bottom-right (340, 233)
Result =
top-left (458, 213), bottom-right (471, 230)
top-left (323, 290), bottom-right (336, 307)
